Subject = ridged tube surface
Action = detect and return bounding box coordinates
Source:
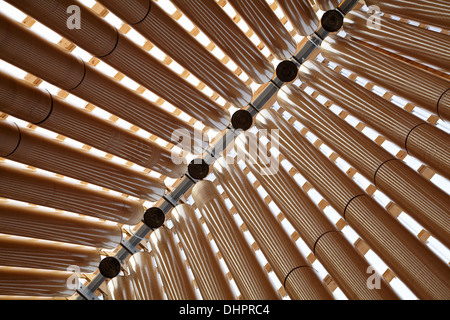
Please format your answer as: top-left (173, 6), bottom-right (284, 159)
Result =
top-left (257, 111), bottom-right (363, 215)
top-left (0, 202), bottom-right (121, 249)
top-left (255, 109), bottom-right (450, 300)
top-left (299, 60), bottom-right (450, 178)
top-left (278, 86), bottom-right (450, 246)
top-left (315, 232), bottom-right (399, 300)
top-left (364, 0), bottom-right (450, 31)
top-left (98, 0), bottom-right (252, 108)
top-left (321, 35), bottom-right (450, 120)
top-left (235, 134), bottom-right (398, 300)
top-left (128, 252), bottom-right (164, 300)
top-left (315, 0), bottom-right (341, 11)
top-left (439, 90), bottom-right (450, 121)
top-left (149, 227), bottom-right (197, 300)
top-left (0, 120), bottom-right (164, 201)
top-left (278, 86), bottom-right (394, 182)
top-left (0, 163), bottom-right (144, 225)
top-left (171, 204), bottom-right (235, 300)
top-left (227, 0), bottom-right (297, 60)
top-left (0, 234), bottom-right (100, 273)
top-left (0, 72), bottom-right (52, 124)
top-left (407, 124), bottom-right (450, 178)
top-left (8, 0), bottom-right (230, 131)
top-left (107, 276), bottom-right (136, 300)
top-left (101, 32), bottom-right (229, 131)
top-left (171, 0), bottom-right (274, 84)
top-left (192, 181), bottom-right (280, 300)
top-left (275, 0), bottom-right (319, 36)
top-left (346, 195), bottom-right (450, 300)
top-left (9, 0), bottom-right (117, 58)
top-left (0, 267), bottom-right (75, 297)
top-left (0, 14), bottom-right (85, 90)
top-left (0, 70), bottom-right (186, 178)
top-left (344, 10), bottom-right (450, 72)
top-left (234, 134), bottom-right (336, 249)
top-left (0, 12), bottom-right (206, 148)
top-left (213, 159), bottom-right (333, 300)
top-left (375, 160), bottom-right (450, 247)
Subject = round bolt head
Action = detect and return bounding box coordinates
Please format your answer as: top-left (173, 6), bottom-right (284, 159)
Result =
top-left (321, 10), bottom-right (344, 32)
top-left (144, 207), bottom-right (165, 228)
top-left (231, 109), bottom-right (253, 131)
top-left (188, 159), bottom-right (209, 180)
top-left (276, 60), bottom-right (298, 83)
top-left (99, 257), bottom-right (121, 279)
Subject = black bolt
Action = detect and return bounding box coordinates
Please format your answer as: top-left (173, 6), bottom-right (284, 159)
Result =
top-left (188, 159), bottom-right (210, 180)
top-left (276, 60), bottom-right (298, 83)
top-left (144, 207), bottom-right (165, 229)
top-left (231, 109), bottom-right (253, 131)
top-left (99, 257), bottom-right (121, 279)
top-left (321, 10), bottom-right (344, 32)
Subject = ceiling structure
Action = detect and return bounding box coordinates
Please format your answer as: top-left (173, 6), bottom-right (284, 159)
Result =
top-left (0, 0), bottom-right (449, 300)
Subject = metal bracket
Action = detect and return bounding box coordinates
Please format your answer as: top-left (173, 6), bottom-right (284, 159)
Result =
top-left (204, 129), bottom-right (238, 165)
top-left (251, 81), bottom-right (280, 111)
top-left (309, 33), bottom-right (323, 47)
top-left (76, 282), bottom-right (100, 300)
top-left (120, 237), bottom-right (139, 255)
top-left (162, 193), bottom-right (179, 207)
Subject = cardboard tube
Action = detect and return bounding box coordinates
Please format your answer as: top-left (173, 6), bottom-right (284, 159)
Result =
top-left (315, 0), bottom-right (341, 11)
top-left (99, 32), bottom-right (229, 131)
top-left (298, 60), bottom-right (450, 178)
top-left (192, 181), bottom-right (280, 300)
top-left (7, 0), bottom-right (230, 131)
top-left (0, 70), bottom-right (186, 178)
top-left (128, 252), bottom-right (164, 300)
top-left (346, 195), bottom-right (450, 300)
top-left (227, 0), bottom-right (297, 60)
top-left (150, 227), bottom-right (197, 300)
top-left (278, 86), bottom-right (394, 182)
top-left (364, 0), bottom-right (450, 31)
top-left (0, 201), bottom-right (121, 249)
top-left (0, 12), bottom-right (208, 148)
top-left (0, 234), bottom-right (100, 273)
top-left (439, 89), bottom-right (450, 121)
top-left (97, 0), bottom-right (252, 108)
top-left (171, 0), bottom-right (274, 84)
top-left (257, 110), bottom-right (363, 215)
top-left (375, 160), bottom-right (450, 247)
top-left (278, 85), bottom-right (450, 246)
top-left (234, 134), bottom-right (336, 249)
top-left (106, 276), bottom-right (136, 300)
top-left (171, 204), bottom-right (235, 300)
top-left (235, 134), bottom-right (398, 299)
top-left (0, 120), bottom-right (165, 201)
top-left (0, 267), bottom-right (75, 297)
top-left (321, 35), bottom-right (450, 120)
top-left (315, 231), bottom-right (399, 300)
top-left (213, 159), bottom-right (333, 300)
top-left (0, 162), bottom-right (144, 225)
top-left (255, 109), bottom-right (450, 300)
top-left (344, 10), bottom-right (450, 72)
top-left (275, 0), bottom-right (319, 36)
top-left (406, 124), bottom-right (450, 178)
